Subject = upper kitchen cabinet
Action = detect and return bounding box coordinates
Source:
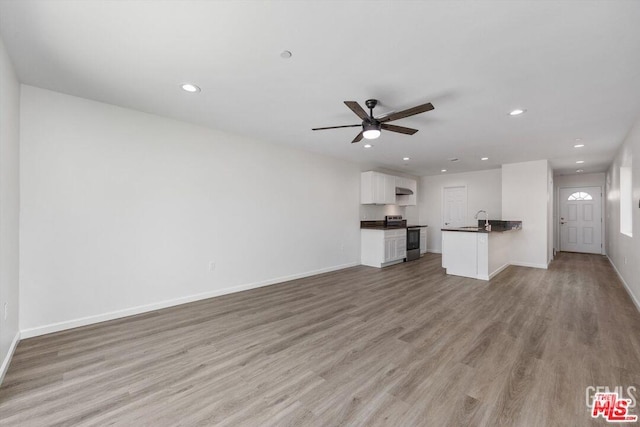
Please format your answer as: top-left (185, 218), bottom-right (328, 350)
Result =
top-left (361, 171), bottom-right (396, 205)
top-left (395, 176), bottom-right (417, 206)
top-left (361, 171), bottom-right (417, 205)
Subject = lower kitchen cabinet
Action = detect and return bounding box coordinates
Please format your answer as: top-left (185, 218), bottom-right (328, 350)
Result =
top-left (361, 228), bottom-right (407, 268)
top-left (420, 227), bottom-right (428, 254)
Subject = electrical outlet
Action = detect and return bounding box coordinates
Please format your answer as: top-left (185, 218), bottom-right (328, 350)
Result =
top-left (208, 261), bottom-right (216, 272)
top-left (3, 302), bottom-right (7, 320)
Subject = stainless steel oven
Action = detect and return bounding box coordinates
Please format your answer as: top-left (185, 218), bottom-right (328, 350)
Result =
top-left (406, 227), bottom-right (420, 261)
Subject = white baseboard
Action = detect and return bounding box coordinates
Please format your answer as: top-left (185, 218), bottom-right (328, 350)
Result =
top-left (427, 248), bottom-right (442, 254)
top-left (476, 263), bottom-right (511, 281)
top-left (509, 261), bottom-right (549, 269)
top-left (607, 256), bottom-right (640, 313)
top-left (20, 262), bottom-right (359, 339)
top-left (489, 263), bottom-right (510, 280)
top-left (0, 331), bottom-right (20, 386)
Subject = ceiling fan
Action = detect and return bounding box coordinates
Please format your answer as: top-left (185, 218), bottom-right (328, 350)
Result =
top-left (312, 99), bottom-right (435, 143)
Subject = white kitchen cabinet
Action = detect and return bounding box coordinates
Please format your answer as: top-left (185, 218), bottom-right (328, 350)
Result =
top-left (384, 229), bottom-right (407, 262)
top-left (395, 235), bottom-right (407, 260)
top-left (360, 171), bottom-right (396, 205)
top-left (384, 238), bottom-right (395, 262)
top-left (361, 171), bottom-right (417, 206)
top-left (361, 228), bottom-right (407, 267)
top-left (420, 227), bottom-right (428, 254)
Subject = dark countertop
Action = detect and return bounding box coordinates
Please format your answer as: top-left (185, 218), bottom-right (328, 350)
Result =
top-left (360, 220), bottom-right (428, 230)
top-left (441, 220), bottom-right (522, 233)
top-left (361, 226), bottom-right (403, 230)
top-left (440, 227), bottom-right (521, 233)
top-left (441, 226), bottom-right (487, 233)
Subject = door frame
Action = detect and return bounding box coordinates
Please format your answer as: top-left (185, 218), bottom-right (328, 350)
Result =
top-left (557, 185), bottom-right (605, 255)
top-left (441, 185), bottom-right (468, 227)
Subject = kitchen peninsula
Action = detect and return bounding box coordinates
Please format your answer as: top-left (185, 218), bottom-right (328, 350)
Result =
top-left (441, 220), bottom-right (522, 281)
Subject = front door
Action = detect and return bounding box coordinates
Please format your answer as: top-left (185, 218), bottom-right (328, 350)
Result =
top-left (443, 186), bottom-right (467, 227)
top-left (559, 186), bottom-right (602, 254)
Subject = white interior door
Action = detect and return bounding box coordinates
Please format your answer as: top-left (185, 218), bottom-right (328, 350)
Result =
top-left (559, 187), bottom-right (602, 254)
top-left (443, 186), bottom-right (467, 227)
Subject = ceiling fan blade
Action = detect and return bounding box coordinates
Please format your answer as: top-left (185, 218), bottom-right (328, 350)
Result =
top-left (381, 123), bottom-right (419, 135)
top-left (344, 101), bottom-right (370, 121)
top-left (379, 102), bottom-right (434, 123)
top-left (351, 131), bottom-right (364, 143)
top-left (312, 124), bottom-right (361, 131)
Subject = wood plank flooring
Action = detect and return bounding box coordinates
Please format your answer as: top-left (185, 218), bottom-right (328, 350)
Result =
top-left (1, 252), bottom-right (640, 426)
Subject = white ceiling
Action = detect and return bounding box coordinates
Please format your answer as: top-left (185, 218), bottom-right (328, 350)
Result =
top-left (1, 0), bottom-right (640, 176)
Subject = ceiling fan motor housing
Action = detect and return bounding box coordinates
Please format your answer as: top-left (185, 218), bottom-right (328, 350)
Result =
top-left (362, 121), bottom-right (381, 139)
top-left (363, 121), bottom-right (381, 132)
top-left (363, 99), bottom-right (381, 138)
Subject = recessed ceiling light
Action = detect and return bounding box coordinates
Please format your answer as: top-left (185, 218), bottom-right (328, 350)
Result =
top-left (509, 109), bottom-right (526, 116)
top-left (441, 169), bottom-right (447, 172)
top-left (576, 169), bottom-right (584, 173)
top-left (403, 157), bottom-right (410, 161)
top-left (574, 144), bottom-right (585, 148)
top-left (280, 50), bottom-right (292, 59)
top-left (181, 83), bottom-right (200, 93)
top-left (363, 144), bottom-right (372, 148)
top-left (576, 160), bottom-right (585, 164)
top-left (481, 157), bottom-right (489, 161)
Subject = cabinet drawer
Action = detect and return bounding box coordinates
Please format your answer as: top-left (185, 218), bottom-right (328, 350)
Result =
top-left (384, 229), bottom-right (406, 238)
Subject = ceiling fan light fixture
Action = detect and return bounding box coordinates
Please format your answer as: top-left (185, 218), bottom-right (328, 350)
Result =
top-left (362, 122), bottom-right (381, 140)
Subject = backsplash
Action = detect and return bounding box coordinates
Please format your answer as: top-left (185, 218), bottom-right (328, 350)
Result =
top-left (359, 204), bottom-right (419, 224)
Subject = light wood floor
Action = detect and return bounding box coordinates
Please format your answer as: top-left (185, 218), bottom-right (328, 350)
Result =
top-left (1, 252), bottom-right (639, 426)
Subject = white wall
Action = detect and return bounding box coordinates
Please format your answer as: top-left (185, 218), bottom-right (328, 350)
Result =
top-left (360, 203), bottom-right (406, 220)
top-left (606, 115), bottom-right (640, 310)
top-left (502, 160), bottom-right (550, 268)
top-left (553, 172), bottom-right (605, 254)
top-left (19, 86), bottom-right (361, 337)
top-left (0, 37), bottom-right (20, 382)
top-left (418, 169), bottom-right (502, 253)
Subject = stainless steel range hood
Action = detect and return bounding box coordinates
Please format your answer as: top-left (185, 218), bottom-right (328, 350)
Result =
top-left (395, 187), bottom-right (414, 196)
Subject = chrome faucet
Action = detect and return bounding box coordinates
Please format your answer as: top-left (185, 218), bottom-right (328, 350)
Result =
top-left (474, 209), bottom-right (491, 231)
